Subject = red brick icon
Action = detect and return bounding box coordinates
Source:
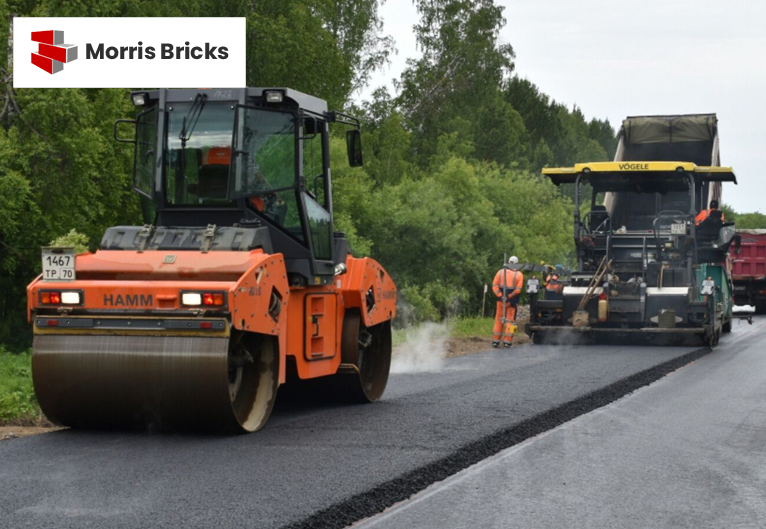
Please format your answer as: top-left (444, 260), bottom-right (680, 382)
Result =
top-left (31, 30), bottom-right (64, 45)
top-left (31, 30), bottom-right (77, 75)
top-left (31, 53), bottom-right (64, 74)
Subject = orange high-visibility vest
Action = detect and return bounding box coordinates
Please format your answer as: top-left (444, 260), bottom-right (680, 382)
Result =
top-left (492, 269), bottom-right (523, 298)
top-left (546, 274), bottom-right (563, 293)
top-left (695, 209), bottom-right (724, 225)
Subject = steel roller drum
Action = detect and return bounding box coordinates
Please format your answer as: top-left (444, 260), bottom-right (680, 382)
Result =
top-left (32, 333), bottom-right (279, 432)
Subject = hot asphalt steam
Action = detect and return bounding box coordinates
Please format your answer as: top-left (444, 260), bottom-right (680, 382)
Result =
top-left (390, 322), bottom-right (451, 374)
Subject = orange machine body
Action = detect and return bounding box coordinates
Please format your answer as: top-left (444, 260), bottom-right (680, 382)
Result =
top-left (27, 249), bottom-right (396, 384)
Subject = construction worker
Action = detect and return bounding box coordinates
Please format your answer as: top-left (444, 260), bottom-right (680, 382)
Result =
top-left (492, 256), bottom-right (524, 348)
top-left (544, 270), bottom-right (564, 300)
top-left (695, 199), bottom-right (724, 225)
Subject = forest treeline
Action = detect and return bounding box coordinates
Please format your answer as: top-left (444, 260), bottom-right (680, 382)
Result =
top-left (720, 205), bottom-right (766, 230)
top-left (0, 0), bottom-right (632, 347)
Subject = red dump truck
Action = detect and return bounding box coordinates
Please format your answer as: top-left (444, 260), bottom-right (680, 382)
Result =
top-left (731, 230), bottom-right (766, 313)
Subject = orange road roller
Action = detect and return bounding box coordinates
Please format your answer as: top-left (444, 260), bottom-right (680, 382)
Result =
top-left (27, 88), bottom-right (396, 432)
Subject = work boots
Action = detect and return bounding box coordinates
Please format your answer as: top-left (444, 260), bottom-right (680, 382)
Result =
top-left (504, 342), bottom-right (513, 348)
top-left (492, 341), bottom-right (500, 348)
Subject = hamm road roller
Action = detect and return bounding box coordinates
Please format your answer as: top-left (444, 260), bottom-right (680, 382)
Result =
top-left (27, 88), bottom-right (396, 432)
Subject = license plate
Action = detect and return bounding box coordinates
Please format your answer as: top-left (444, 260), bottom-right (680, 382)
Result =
top-left (670, 223), bottom-right (686, 235)
top-left (41, 247), bottom-right (76, 282)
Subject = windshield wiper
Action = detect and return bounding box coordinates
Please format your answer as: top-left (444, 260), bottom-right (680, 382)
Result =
top-left (179, 93), bottom-right (208, 145)
top-left (175, 93), bottom-right (208, 204)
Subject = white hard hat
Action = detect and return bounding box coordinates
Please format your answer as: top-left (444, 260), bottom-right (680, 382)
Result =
top-left (509, 256), bottom-right (519, 264)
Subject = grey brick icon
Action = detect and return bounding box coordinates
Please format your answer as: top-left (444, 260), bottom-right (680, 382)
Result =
top-left (49, 58), bottom-right (64, 74)
top-left (59, 44), bottom-right (77, 62)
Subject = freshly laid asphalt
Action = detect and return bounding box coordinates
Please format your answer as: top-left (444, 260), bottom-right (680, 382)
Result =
top-left (357, 318), bottom-right (765, 529)
top-left (0, 335), bottom-right (716, 529)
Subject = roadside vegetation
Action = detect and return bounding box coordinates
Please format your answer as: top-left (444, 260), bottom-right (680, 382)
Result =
top-left (392, 316), bottom-right (494, 346)
top-left (0, 347), bottom-right (41, 425)
top-left (721, 205), bottom-right (766, 229)
top-left (451, 317), bottom-right (495, 339)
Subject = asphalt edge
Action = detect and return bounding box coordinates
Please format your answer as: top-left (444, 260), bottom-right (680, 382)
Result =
top-left (283, 346), bottom-right (712, 529)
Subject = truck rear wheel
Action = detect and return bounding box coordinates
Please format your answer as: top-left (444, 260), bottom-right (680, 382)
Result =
top-left (705, 330), bottom-right (719, 348)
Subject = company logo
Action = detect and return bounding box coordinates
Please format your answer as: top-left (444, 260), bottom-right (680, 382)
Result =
top-left (103, 294), bottom-right (153, 307)
top-left (14, 18), bottom-right (245, 88)
top-left (31, 30), bottom-right (78, 74)
top-left (618, 163), bottom-right (650, 171)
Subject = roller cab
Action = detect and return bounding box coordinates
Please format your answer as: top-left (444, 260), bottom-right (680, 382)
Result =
top-left (27, 88), bottom-right (396, 432)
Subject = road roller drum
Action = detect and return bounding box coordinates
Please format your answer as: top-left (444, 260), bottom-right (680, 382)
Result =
top-left (32, 329), bottom-right (280, 432)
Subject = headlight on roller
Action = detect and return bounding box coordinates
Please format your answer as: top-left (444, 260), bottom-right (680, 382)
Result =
top-left (61, 292), bottom-right (81, 305)
top-left (181, 291), bottom-right (226, 307)
top-left (181, 293), bottom-right (202, 306)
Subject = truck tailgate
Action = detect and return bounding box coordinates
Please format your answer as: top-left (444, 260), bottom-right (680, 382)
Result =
top-left (732, 231), bottom-right (766, 280)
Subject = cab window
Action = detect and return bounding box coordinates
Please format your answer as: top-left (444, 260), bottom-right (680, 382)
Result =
top-left (304, 193), bottom-right (332, 260)
top-left (134, 106), bottom-right (157, 198)
top-left (164, 102), bottom-right (236, 205)
top-left (302, 120), bottom-right (325, 204)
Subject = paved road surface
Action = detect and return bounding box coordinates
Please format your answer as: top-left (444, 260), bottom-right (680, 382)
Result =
top-left (357, 318), bottom-right (764, 529)
top-left (0, 337), bottom-right (712, 529)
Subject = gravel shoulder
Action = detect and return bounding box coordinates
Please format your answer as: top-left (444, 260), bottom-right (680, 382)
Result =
top-left (0, 426), bottom-right (64, 441)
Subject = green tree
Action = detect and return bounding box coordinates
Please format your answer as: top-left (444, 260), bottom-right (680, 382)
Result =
top-left (735, 213), bottom-right (766, 229)
top-left (504, 76), bottom-right (616, 169)
top-left (719, 203), bottom-right (737, 221)
top-left (398, 0), bottom-right (515, 164)
top-left (359, 89), bottom-right (416, 186)
top-left (321, 0), bottom-right (394, 92)
top-left (50, 229), bottom-right (89, 254)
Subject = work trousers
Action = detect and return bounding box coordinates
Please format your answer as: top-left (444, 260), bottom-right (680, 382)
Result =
top-left (493, 300), bottom-right (517, 343)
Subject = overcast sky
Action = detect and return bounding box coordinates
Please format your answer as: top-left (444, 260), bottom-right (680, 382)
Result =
top-left (360, 0), bottom-right (765, 213)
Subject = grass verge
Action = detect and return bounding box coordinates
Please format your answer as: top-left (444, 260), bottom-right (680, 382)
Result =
top-left (450, 316), bottom-right (494, 338)
top-left (393, 316), bottom-right (495, 347)
top-left (0, 347), bottom-right (43, 426)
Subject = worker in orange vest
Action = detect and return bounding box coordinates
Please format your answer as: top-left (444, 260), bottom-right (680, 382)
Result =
top-left (492, 256), bottom-right (524, 348)
top-left (545, 272), bottom-right (564, 300)
top-left (695, 199), bottom-right (724, 225)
